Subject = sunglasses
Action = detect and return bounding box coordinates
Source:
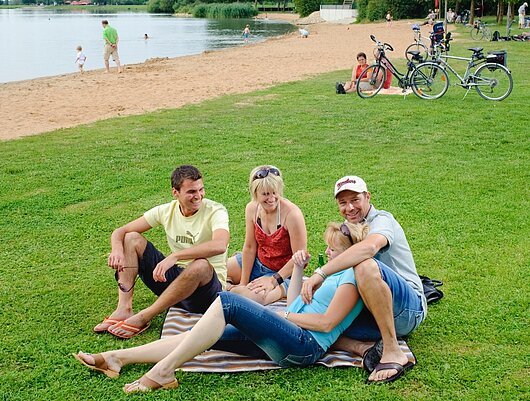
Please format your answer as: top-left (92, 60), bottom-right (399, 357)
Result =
top-left (253, 168), bottom-right (281, 181)
top-left (340, 223), bottom-right (354, 244)
top-left (114, 267), bottom-right (138, 293)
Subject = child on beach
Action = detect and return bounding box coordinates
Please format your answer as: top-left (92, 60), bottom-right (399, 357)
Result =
top-left (75, 46), bottom-right (87, 73)
top-left (242, 24), bottom-right (251, 43)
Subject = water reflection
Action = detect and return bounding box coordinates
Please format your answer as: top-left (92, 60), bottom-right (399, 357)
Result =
top-left (0, 9), bottom-right (295, 83)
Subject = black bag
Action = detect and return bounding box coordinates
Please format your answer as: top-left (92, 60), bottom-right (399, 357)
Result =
top-left (492, 30), bottom-right (500, 41)
top-left (335, 82), bottom-right (346, 94)
top-left (420, 275), bottom-right (444, 304)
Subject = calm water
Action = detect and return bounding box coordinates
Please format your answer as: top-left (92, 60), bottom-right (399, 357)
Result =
top-left (0, 9), bottom-right (295, 83)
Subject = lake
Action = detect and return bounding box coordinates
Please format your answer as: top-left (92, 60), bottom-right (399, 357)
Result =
top-left (0, 8), bottom-right (295, 83)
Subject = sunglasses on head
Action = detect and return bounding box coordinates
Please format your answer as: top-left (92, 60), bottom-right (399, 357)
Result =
top-left (253, 168), bottom-right (281, 181)
top-left (340, 223), bottom-right (354, 244)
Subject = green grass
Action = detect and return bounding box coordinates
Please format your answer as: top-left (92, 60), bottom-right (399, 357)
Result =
top-left (0, 33), bottom-right (529, 401)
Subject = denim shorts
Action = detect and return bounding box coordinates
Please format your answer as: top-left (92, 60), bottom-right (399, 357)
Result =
top-left (137, 241), bottom-right (222, 314)
top-left (211, 292), bottom-right (324, 367)
top-left (234, 252), bottom-right (290, 291)
top-left (343, 259), bottom-right (425, 341)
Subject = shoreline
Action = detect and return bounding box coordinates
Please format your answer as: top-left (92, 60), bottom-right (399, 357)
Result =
top-left (1, 17), bottom-right (435, 141)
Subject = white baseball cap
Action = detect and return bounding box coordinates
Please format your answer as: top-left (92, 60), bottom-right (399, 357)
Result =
top-left (334, 176), bottom-right (368, 197)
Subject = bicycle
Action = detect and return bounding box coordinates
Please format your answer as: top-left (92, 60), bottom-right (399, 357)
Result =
top-left (470, 19), bottom-right (493, 41)
top-left (356, 35), bottom-right (449, 100)
top-left (405, 25), bottom-right (430, 62)
top-left (431, 39), bottom-right (513, 100)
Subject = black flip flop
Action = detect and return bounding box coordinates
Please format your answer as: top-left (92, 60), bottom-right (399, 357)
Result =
top-left (367, 361), bottom-right (415, 384)
top-left (362, 339), bottom-right (383, 373)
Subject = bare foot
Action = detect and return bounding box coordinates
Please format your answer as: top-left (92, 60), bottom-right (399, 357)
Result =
top-left (367, 348), bottom-right (409, 382)
top-left (123, 374), bottom-right (178, 394)
top-left (74, 351), bottom-right (122, 377)
top-left (108, 313), bottom-right (149, 337)
top-left (93, 309), bottom-right (133, 332)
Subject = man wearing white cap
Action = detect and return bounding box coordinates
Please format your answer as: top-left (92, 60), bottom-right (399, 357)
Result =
top-left (519, 2), bottom-right (528, 28)
top-left (301, 176), bottom-right (426, 384)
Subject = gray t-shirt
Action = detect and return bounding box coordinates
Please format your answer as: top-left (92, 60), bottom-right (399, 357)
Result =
top-left (365, 205), bottom-right (427, 313)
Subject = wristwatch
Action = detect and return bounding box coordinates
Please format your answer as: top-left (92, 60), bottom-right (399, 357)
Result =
top-left (272, 272), bottom-right (284, 286)
top-left (314, 267), bottom-right (328, 280)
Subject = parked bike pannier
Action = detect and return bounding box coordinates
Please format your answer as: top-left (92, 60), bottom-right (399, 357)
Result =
top-left (487, 50), bottom-right (507, 67)
top-left (491, 31), bottom-right (501, 41)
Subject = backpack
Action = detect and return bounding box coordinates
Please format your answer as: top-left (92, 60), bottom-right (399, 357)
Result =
top-left (492, 30), bottom-right (501, 41)
top-left (420, 275), bottom-right (444, 304)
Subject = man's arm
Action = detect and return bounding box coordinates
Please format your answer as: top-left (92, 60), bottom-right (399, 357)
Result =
top-left (108, 216), bottom-right (153, 270)
top-left (300, 233), bottom-right (387, 304)
top-left (152, 228), bottom-right (230, 282)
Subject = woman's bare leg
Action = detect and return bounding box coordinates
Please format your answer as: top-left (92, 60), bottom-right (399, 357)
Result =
top-left (124, 297), bottom-right (227, 392)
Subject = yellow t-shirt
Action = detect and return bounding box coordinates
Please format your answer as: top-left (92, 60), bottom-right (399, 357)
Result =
top-left (143, 198), bottom-right (229, 285)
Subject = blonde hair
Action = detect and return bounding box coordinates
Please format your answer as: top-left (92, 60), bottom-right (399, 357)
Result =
top-left (324, 221), bottom-right (370, 252)
top-left (248, 165), bottom-right (284, 201)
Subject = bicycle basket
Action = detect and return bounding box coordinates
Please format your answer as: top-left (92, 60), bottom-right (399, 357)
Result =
top-left (487, 50), bottom-right (507, 67)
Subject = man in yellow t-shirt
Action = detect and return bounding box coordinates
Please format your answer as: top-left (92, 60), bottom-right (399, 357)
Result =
top-left (94, 165), bottom-right (230, 339)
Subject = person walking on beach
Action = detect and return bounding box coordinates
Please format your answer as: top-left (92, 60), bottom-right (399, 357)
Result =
top-left (385, 11), bottom-right (393, 28)
top-left (242, 24), bottom-right (251, 43)
top-left (75, 45), bottom-right (87, 74)
top-left (519, 2), bottom-right (528, 29)
top-left (101, 20), bottom-right (122, 73)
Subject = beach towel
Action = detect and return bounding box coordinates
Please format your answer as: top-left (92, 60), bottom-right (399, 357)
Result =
top-left (161, 300), bottom-right (416, 373)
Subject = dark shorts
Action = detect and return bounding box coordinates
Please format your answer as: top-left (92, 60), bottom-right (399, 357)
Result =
top-left (138, 241), bottom-right (222, 314)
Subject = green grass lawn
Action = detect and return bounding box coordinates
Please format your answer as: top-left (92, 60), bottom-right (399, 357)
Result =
top-left (0, 32), bottom-right (528, 401)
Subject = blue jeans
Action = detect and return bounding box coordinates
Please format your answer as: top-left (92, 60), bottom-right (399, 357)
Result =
top-left (211, 292), bottom-right (324, 367)
top-left (234, 252), bottom-right (290, 290)
top-left (343, 259), bottom-right (425, 341)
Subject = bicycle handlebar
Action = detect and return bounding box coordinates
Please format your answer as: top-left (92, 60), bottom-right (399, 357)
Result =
top-left (370, 35), bottom-right (394, 52)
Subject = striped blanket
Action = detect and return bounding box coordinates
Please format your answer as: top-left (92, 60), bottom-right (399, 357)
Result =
top-left (161, 300), bottom-right (415, 373)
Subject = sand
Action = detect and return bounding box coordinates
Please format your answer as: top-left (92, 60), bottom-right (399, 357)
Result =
top-left (0, 15), bottom-right (439, 141)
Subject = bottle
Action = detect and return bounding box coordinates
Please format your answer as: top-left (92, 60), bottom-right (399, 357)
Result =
top-left (317, 253), bottom-right (325, 268)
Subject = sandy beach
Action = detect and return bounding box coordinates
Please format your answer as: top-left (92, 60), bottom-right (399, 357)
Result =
top-left (0, 15), bottom-right (439, 141)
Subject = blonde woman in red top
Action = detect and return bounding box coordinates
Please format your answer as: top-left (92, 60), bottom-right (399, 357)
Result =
top-left (227, 165), bottom-right (307, 305)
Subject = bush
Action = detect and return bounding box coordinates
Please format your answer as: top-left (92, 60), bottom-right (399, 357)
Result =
top-left (147, 0), bottom-right (176, 13)
top-left (365, 0), bottom-right (388, 21)
top-left (357, 0), bottom-right (431, 21)
top-left (293, 0), bottom-right (319, 18)
top-left (191, 2), bottom-right (258, 18)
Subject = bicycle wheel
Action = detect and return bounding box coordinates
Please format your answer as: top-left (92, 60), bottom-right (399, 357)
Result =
top-left (470, 26), bottom-right (483, 40)
top-left (411, 62), bottom-right (449, 100)
top-left (405, 43), bottom-right (429, 62)
top-left (474, 63), bottom-right (513, 101)
top-left (356, 64), bottom-right (386, 99)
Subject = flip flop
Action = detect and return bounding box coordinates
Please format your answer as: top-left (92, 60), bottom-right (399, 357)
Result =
top-left (72, 352), bottom-right (120, 378)
top-left (93, 317), bottom-right (122, 333)
top-left (367, 361), bottom-right (415, 384)
top-left (362, 339), bottom-right (383, 373)
top-left (107, 321), bottom-right (151, 339)
top-left (123, 375), bottom-right (179, 394)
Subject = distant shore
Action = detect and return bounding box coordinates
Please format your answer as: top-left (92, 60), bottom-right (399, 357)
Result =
top-left (1, 16), bottom-right (436, 140)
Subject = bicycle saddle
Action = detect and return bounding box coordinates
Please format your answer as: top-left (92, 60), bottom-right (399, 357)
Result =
top-left (468, 47), bottom-right (483, 53)
top-left (407, 50), bottom-right (421, 56)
